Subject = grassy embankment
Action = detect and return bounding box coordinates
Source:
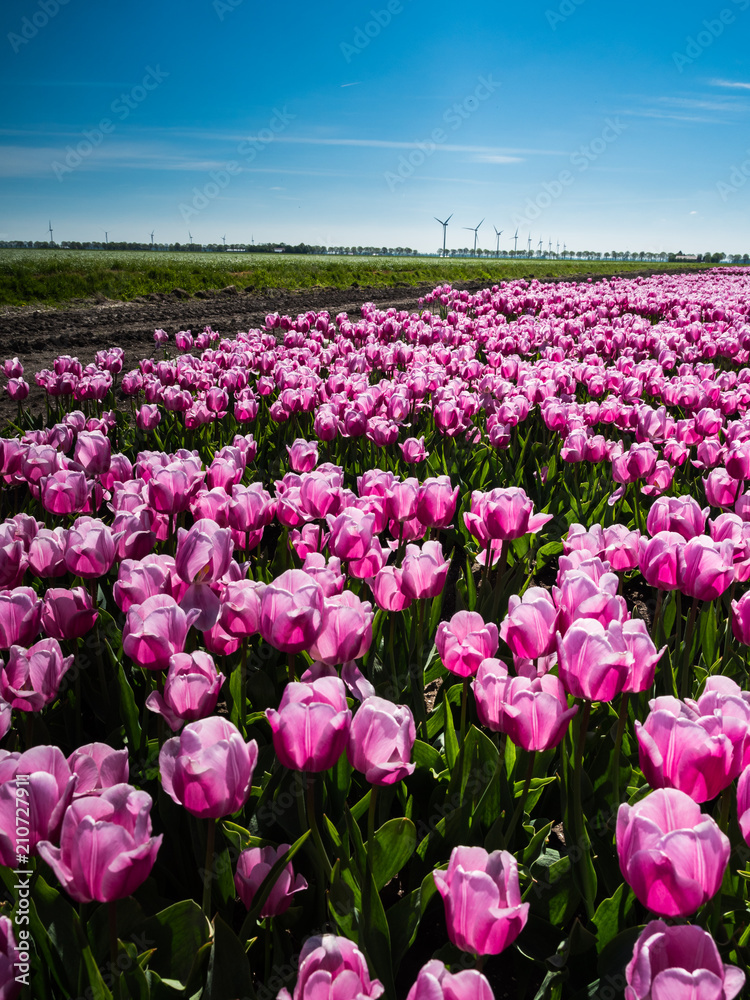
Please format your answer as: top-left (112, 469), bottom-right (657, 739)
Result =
top-left (0, 248), bottom-right (714, 308)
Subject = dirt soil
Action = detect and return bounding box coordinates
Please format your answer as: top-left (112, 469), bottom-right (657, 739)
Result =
top-left (0, 268), bottom-right (683, 430)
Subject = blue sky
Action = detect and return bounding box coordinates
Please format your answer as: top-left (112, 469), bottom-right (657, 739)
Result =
top-left (1, 0), bottom-right (749, 253)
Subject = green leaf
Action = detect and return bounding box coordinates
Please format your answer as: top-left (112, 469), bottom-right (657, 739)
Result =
top-left (412, 739), bottom-right (445, 775)
top-left (699, 601), bottom-right (718, 666)
top-left (386, 869), bottom-right (440, 972)
top-left (242, 830), bottom-right (311, 929)
top-left (592, 883), bottom-right (636, 955)
top-left (203, 915), bottom-right (255, 1000)
top-left (443, 689), bottom-right (459, 770)
top-left (228, 663), bottom-right (243, 730)
top-left (81, 940), bottom-right (114, 1000)
top-left (116, 661), bottom-right (141, 750)
top-left (139, 901), bottom-right (211, 990)
top-left (369, 818), bottom-right (417, 891)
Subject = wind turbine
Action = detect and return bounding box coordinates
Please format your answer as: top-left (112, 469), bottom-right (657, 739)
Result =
top-left (463, 218), bottom-right (484, 256)
top-left (527, 234), bottom-right (532, 254)
top-left (150, 231), bottom-right (155, 246)
top-left (548, 239), bottom-right (552, 254)
top-left (538, 238), bottom-right (543, 255)
top-left (188, 231), bottom-right (194, 245)
top-left (513, 228), bottom-right (519, 254)
top-left (221, 234), bottom-right (227, 247)
top-left (556, 241), bottom-right (560, 255)
top-left (48, 221), bottom-right (54, 244)
top-left (434, 214), bottom-right (453, 257)
top-left (102, 230), bottom-right (109, 244)
top-left (493, 226), bottom-right (503, 258)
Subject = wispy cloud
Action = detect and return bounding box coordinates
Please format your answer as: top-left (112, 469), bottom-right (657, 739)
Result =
top-left (473, 154), bottom-right (524, 164)
top-left (709, 78), bottom-right (750, 90)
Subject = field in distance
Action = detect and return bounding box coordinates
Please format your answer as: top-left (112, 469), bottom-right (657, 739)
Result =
top-left (0, 248), bottom-right (713, 309)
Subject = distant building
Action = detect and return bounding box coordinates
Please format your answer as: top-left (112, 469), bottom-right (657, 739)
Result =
top-left (674, 254), bottom-right (699, 261)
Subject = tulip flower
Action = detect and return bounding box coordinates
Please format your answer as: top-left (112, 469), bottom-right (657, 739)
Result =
top-left (646, 495), bottom-right (707, 540)
top-left (287, 438), bottom-right (318, 473)
top-left (278, 935), bottom-right (384, 1000)
top-left (401, 540), bottom-right (450, 600)
top-left (64, 516), bottom-right (116, 579)
top-left (636, 696), bottom-right (735, 802)
top-left (639, 531), bottom-right (685, 591)
top-left (433, 846), bottom-right (529, 956)
top-left (218, 579), bottom-right (266, 638)
top-left (500, 587), bottom-right (558, 659)
top-left (113, 554), bottom-right (184, 613)
top-left (235, 844), bottom-right (308, 916)
top-left (0, 638), bottom-right (73, 712)
top-left (703, 468), bottom-right (742, 508)
top-left (475, 670), bottom-right (578, 751)
top-left (67, 742), bottom-right (130, 797)
top-left (266, 676), bottom-right (351, 772)
top-left (436, 611), bottom-right (499, 678)
top-left (416, 475), bottom-right (459, 528)
top-left (159, 717), bottom-right (257, 818)
top-left (406, 960), bottom-right (494, 1000)
top-left (259, 569), bottom-right (326, 654)
top-left (40, 469), bottom-right (89, 514)
top-left (73, 430), bottom-right (111, 476)
top-left (0, 915), bottom-right (21, 1000)
top-left (677, 535), bottom-right (734, 601)
top-left (625, 921), bottom-right (745, 1000)
top-left (0, 587), bottom-right (42, 650)
top-left (145, 651), bottom-right (225, 731)
top-left (327, 507), bottom-right (376, 562)
top-left (309, 590), bottom-right (374, 665)
top-left (175, 518), bottom-right (234, 585)
top-left (616, 787), bottom-right (729, 916)
top-left (0, 745), bottom-right (77, 863)
top-left (465, 487), bottom-right (552, 541)
top-left (369, 565), bottom-right (412, 611)
top-left (557, 619), bottom-right (633, 702)
top-left (347, 696), bottom-right (415, 785)
top-left (400, 436), bottom-right (429, 463)
top-left (37, 784), bottom-right (162, 903)
top-left (693, 676), bottom-right (750, 779)
top-left (123, 594), bottom-right (199, 670)
top-left (622, 619), bottom-right (665, 693)
top-left (731, 590), bottom-right (750, 644)
top-left (41, 586), bottom-right (98, 640)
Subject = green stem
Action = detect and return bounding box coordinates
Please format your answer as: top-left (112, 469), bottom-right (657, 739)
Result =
top-left (611, 692), bottom-right (629, 816)
top-left (490, 539), bottom-right (510, 623)
top-left (722, 581), bottom-right (737, 669)
top-left (680, 597), bottom-right (700, 700)
top-left (306, 774), bottom-right (332, 881)
top-left (651, 590), bottom-right (664, 645)
top-left (109, 900), bottom-right (122, 1000)
top-left (571, 701), bottom-right (596, 920)
top-left (363, 786), bottom-right (378, 920)
top-left (202, 817), bottom-right (216, 917)
top-left (631, 482), bottom-right (643, 534)
top-left (459, 678), bottom-right (469, 749)
top-left (240, 639), bottom-right (248, 731)
top-left (504, 750), bottom-right (535, 848)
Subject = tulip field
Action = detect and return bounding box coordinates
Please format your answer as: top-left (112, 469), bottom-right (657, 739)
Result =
top-left (3, 267), bottom-right (750, 999)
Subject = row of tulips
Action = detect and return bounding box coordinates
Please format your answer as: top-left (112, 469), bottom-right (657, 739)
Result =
top-left (2, 271), bottom-right (750, 999)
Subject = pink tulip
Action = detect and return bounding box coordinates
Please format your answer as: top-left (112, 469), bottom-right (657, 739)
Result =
top-left (739, 766), bottom-right (750, 846)
top-left (731, 590), bottom-right (750, 644)
top-left (694, 676), bottom-right (750, 778)
top-left (636, 696), bottom-right (735, 802)
top-left (287, 438), bottom-right (318, 473)
top-left (639, 531), bottom-right (685, 591)
top-left (465, 487), bottom-right (552, 541)
top-left (159, 717), bottom-right (258, 818)
top-left (40, 469), bottom-right (89, 514)
top-left (0, 587), bottom-right (41, 650)
top-left (266, 676), bottom-right (351, 772)
top-left (347, 696), bottom-right (415, 785)
top-left (625, 921), bottom-right (745, 1000)
top-left (433, 846), bottom-right (529, 956)
top-left (41, 586), bottom-right (98, 640)
top-left (563, 522), bottom-right (604, 556)
top-left (616, 787), bottom-right (729, 917)
top-left (136, 404), bottom-right (161, 431)
top-left (146, 651), bottom-right (225, 730)
top-left (611, 442), bottom-right (658, 483)
top-left (235, 844), bottom-right (308, 916)
top-left (0, 746), bottom-right (77, 863)
top-left (646, 496), bottom-right (707, 540)
top-left (677, 535), bottom-right (734, 601)
top-left (436, 611), bottom-right (498, 678)
top-left (259, 569), bottom-right (326, 654)
top-left (400, 436), bottom-right (429, 463)
top-left (123, 594), bottom-right (199, 670)
top-left (37, 784), bottom-right (162, 903)
top-left (218, 579), bottom-right (266, 638)
top-left (300, 552), bottom-right (344, 597)
top-left (327, 507), bottom-right (376, 562)
top-left (406, 960), bottom-right (494, 1000)
top-left (0, 916), bottom-right (21, 1000)
top-left (113, 555), bottom-right (184, 613)
top-left (73, 430), bottom-right (111, 476)
top-left (703, 468), bottom-right (742, 508)
top-left (147, 464), bottom-right (199, 515)
top-left (499, 587), bottom-right (558, 659)
top-left (278, 935), bottom-right (384, 1000)
top-left (64, 516), bottom-right (116, 579)
top-left (602, 523), bottom-right (641, 572)
top-left (554, 568), bottom-right (626, 634)
top-left (67, 742), bottom-right (130, 797)
top-left (309, 590), bottom-right (374, 665)
top-left (622, 619), bottom-right (665, 693)
top-left (416, 475), bottom-right (459, 528)
top-left (557, 619), bottom-right (633, 702)
top-left (401, 540), bottom-right (450, 600)
top-left (175, 518), bottom-right (233, 585)
top-left (476, 670), bottom-right (577, 751)
top-left (369, 565), bottom-right (412, 611)
top-left (0, 638), bottom-right (73, 712)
